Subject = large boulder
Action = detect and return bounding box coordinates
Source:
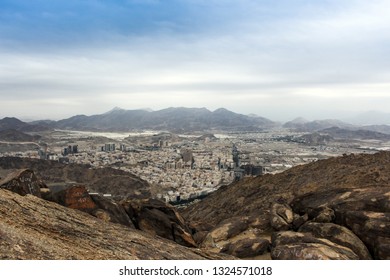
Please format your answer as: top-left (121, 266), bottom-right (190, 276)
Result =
top-left (206, 216), bottom-right (250, 243)
top-left (270, 202), bottom-right (294, 231)
top-left (291, 187), bottom-right (390, 259)
top-left (45, 185), bottom-right (136, 228)
top-left (0, 169), bottom-right (42, 197)
top-left (271, 243), bottom-right (356, 260)
top-left (299, 222), bottom-right (372, 259)
top-left (122, 199), bottom-right (196, 247)
top-left (271, 231), bottom-right (359, 260)
top-left (221, 238), bottom-right (269, 258)
top-left (90, 194), bottom-right (134, 228)
top-left (46, 185), bottom-right (97, 213)
top-left (341, 211), bottom-right (390, 259)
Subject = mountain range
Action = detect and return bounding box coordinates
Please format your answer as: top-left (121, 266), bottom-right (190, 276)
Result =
top-left (52, 107), bottom-right (276, 132)
top-left (1, 107), bottom-right (390, 134)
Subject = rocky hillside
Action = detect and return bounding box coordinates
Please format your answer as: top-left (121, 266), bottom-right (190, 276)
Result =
top-left (320, 127), bottom-right (390, 140)
top-left (0, 117), bottom-right (50, 132)
top-left (1, 152), bottom-right (389, 260)
top-left (182, 151), bottom-right (390, 259)
top-left (0, 157), bottom-right (151, 199)
top-left (0, 188), bottom-right (230, 260)
top-left (0, 129), bottom-right (42, 142)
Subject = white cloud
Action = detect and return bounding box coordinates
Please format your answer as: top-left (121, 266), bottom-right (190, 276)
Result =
top-left (1, 1), bottom-right (390, 121)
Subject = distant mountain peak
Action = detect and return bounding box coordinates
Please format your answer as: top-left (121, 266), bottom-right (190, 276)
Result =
top-left (104, 107), bottom-right (125, 114)
top-left (139, 108), bottom-right (154, 112)
top-left (213, 108), bottom-right (230, 113)
top-left (289, 117), bottom-right (308, 124)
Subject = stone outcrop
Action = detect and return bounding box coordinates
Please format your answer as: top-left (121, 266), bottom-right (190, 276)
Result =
top-left (341, 211), bottom-right (390, 260)
top-left (46, 185), bottom-right (97, 213)
top-left (183, 152), bottom-right (390, 259)
top-left (221, 238), bottom-right (269, 258)
top-left (298, 222), bottom-right (372, 259)
top-left (0, 169), bottom-right (42, 198)
top-left (291, 187), bottom-right (390, 259)
top-left (206, 216), bottom-right (250, 243)
top-left (46, 185), bottom-right (134, 228)
top-left (90, 194), bottom-right (134, 228)
top-left (271, 231), bottom-right (359, 260)
top-left (122, 199), bottom-right (196, 247)
top-left (270, 202), bottom-right (294, 231)
top-left (0, 189), bottom-right (233, 260)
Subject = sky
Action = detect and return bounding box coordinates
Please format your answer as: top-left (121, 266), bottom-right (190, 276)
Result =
top-left (0, 0), bottom-right (390, 122)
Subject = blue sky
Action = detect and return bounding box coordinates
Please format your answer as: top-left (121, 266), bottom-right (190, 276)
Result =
top-left (1, 0), bottom-right (390, 122)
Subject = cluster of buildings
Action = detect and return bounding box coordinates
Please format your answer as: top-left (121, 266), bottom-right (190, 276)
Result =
top-left (100, 143), bottom-right (127, 152)
top-left (60, 137), bottom-right (267, 202)
top-left (63, 145), bottom-right (78, 156)
top-left (3, 129), bottom-right (378, 204)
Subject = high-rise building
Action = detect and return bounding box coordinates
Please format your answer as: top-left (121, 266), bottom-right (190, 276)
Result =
top-left (232, 144), bottom-right (240, 167)
top-left (103, 143), bottom-right (116, 152)
top-left (181, 149), bottom-right (193, 163)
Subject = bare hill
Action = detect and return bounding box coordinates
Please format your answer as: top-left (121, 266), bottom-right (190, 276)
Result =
top-left (0, 129), bottom-right (41, 142)
top-left (0, 157), bottom-right (151, 199)
top-left (0, 188), bottom-right (229, 260)
top-left (182, 152), bottom-right (390, 259)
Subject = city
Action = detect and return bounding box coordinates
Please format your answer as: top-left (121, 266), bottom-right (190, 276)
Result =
top-left (1, 127), bottom-right (386, 204)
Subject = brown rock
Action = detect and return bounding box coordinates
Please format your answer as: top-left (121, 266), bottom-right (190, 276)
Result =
top-left (192, 231), bottom-right (209, 245)
top-left (271, 243), bottom-right (355, 260)
top-left (291, 187), bottom-right (390, 259)
top-left (299, 222), bottom-right (372, 259)
top-left (0, 189), bottom-right (233, 260)
top-left (90, 194), bottom-right (134, 228)
top-left (182, 152), bottom-right (390, 259)
top-left (207, 216), bottom-right (249, 243)
top-left (374, 237), bottom-right (390, 260)
top-left (200, 233), bottom-right (217, 248)
top-left (270, 202), bottom-right (294, 231)
top-left (271, 231), bottom-right (359, 260)
top-left (312, 207), bottom-right (335, 223)
top-left (122, 199), bottom-right (196, 247)
top-left (47, 185), bottom-right (97, 213)
top-left (221, 238), bottom-right (269, 258)
top-left (292, 213), bottom-right (308, 230)
top-left (0, 169), bottom-right (42, 197)
top-left (341, 211), bottom-right (390, 259)
top-left (183, 152), bottom-right (390, 232)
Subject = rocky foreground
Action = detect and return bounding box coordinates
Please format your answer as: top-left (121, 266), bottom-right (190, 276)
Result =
top-left (1, 151), bottom-right (389, 260)
top-left (0, 188), bottom-right (232, 260)
top-left (182, 151), bottom-right (390, 260)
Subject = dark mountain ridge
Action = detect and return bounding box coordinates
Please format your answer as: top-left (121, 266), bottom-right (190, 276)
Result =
top-left (52, 107), bottom-right (276, 132)
top-left (0, 129), bottom-right (42, 142)
top-left (283, 118), bottom-right (354, 132)
top-left (320, 127), bottom-right (390, 140)
top-left (0, 117), bottom-right (50, 132)
top-left (3, 107), bottom-right (390, 135)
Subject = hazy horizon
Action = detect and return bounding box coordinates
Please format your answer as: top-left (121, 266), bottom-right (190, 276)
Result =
top-left (1, 106), bottom-right (389, 126)
top-left (1, 1), bottom-right (390, 123)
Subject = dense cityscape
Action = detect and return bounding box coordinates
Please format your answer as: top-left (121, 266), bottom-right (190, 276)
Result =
top-left (1, 127), bottom-right (385, 203)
